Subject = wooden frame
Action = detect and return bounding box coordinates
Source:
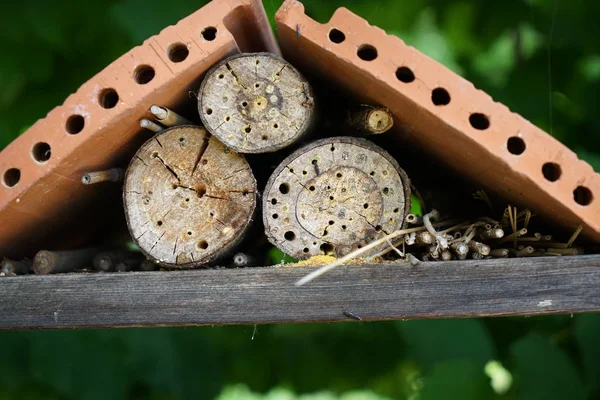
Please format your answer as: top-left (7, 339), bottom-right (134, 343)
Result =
top-left (2, 255), bottom-right (599, 330)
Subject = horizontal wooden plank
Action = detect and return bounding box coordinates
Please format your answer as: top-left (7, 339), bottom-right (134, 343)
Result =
top-left (1, 255), bottom-right (599, 330)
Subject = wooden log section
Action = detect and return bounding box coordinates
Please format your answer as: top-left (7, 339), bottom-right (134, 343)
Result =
top-left (263, 137), bottom-right (411, 259)
top-left (348, 106), bottom-right (394, 135)
top-left (123, 125), bottom-right (257, 267)
top-left (198, 52), bottom-right (315, 153)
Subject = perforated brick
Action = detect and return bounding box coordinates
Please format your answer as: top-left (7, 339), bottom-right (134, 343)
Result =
top-left (275, 0), bottom-right (600, 241)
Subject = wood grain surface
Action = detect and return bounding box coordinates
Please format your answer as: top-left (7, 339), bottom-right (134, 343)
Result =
top-left (1, 255), bottom-right (599, 330)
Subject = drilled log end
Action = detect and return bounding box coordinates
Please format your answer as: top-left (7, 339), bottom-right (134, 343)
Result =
top-left (263, 137), bottom-right (411, 259)
top-left (198, 52), bottom-right (314, 153)
top-left (123, 125), bottom-right (257, 268)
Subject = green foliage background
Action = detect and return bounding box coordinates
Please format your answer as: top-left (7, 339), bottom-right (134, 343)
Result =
top-left (0, 0), bottom-right (599, 399)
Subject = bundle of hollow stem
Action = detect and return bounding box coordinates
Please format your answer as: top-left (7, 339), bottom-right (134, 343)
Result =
top-left (295, 205), bottom-right (583, 286)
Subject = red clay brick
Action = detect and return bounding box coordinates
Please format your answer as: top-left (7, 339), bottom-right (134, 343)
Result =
top-left (275, 0), bottom-right (600, 241)
top-left (0, 0), bottom-right (278, 257)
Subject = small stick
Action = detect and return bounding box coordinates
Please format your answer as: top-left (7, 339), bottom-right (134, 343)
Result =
top-left (233, 253), bottom-right (257, 267)
top-left (468, 241), bottom-right (490, 256)
top-left (140, 118), bottom-right (164, 133)
top-left (451, 242), bottom-right (469, 260)
top-left (93, 251), bottom-right (144, 272)
top-left (415, 231), bottom-right (434, 245)
top-left (0, 258), bottom-right (32, 276)
top-left (566, 225), bottom-right (583, 247)
top-left (498, 228), bottom-right (527, 244)
top-left (516, 246), bottom-right (535, 257)
top-left (547, 247), bottom-right (583, 256)
top-left (423, 210), bottom-right (448, 250)
top-left (33, 247), bottom-right (99, 275)
top-left (82, 168), bottom-right (124, 185)
top-left (150, 105), bottom-right (192, 126)
top-left (295, 227), bottom-right (415, 286)
top-left (490, 248), bottom-right (509, 258)
top-left (440, 249), bottom-right (453, 261)
top-left (479, 228), bottom-right (505, 240)
top-left (348, 106), bottom-right (394, 135)
top-left (405, 214), bottom-right (423, 225)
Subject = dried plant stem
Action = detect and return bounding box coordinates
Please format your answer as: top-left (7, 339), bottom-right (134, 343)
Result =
top-left (566, 225), bottom-right (583, 247)
top-left (295, 228), bottom-right (413, 286)
top-left (423, 210), bottom-right (448, 250)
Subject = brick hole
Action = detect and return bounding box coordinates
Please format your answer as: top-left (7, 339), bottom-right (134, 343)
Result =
top-left (357, 44), bottom-right (377, 61)
top-left (542, 162), bottom-right (561, 182)
top-left (279, 183), bottom-right (290, 194)
top-left (134, 65), bottom-right (155, 85)
top-left (2, 168), bottom-right (20, 188)
top-left (99, 88), bottom-right (119, 109)
top-left (507, 137), bottom-right (526, 155)
top-left (284, 231), bottom-right (296, 241)
top-left (66, 115), bottom-right (85, 135)
top-left (431, 88), bottom-right (450, 105)
top-left (573, 186), bottom-right (593, 206)
top-left (168, 43), bottom-right (189, 63)
top-left (197, 240), bottom-right (208, 250)
top-left (469, 113), bottom-right (490, 130)
top-left (201, 27), bottom-right (217, 41)
top-left (328, 28), bottom-right (346, 44)
top-left (396, 66), bottom-right (415, 83)
top-left (32, 142), bottom-right (51, 163)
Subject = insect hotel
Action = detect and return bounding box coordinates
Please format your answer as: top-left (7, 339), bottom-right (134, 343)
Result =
top-left (0, 0), bottom-right (598, 330)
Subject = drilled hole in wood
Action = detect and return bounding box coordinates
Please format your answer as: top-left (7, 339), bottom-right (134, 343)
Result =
top-left (320, 243), bottom-right (334, 255)
top-left (507, 137), bottom-right (526, 155)
top-left (218, 74), bottom-right (224, 79)
top-left (134, 65), bottom-right (155, 85)
top-left (336, 172), bottom-right (342, 178)
top-left (375, 225), bottom-right (382, 231)
top-left (357, 44), bottom-right (378, 61)
top-left (396, 66), bottom-right (415, 83)
top-left (157, 221), bottom-right (163, 226)
top-left (185, 198), bottom-right (190, 202)
top-left (284, 231), bottom-right (296, 241)
top-left (303, 247), bottom-right (309, 253)
top-left (383, 187), bottom-right (389, 195)
top-left (328, 220), bottom-right (335, 225)
top-left (542, 162), bottom-right (561, 182)
top-left (393, 208), bottom-right (399, 213)
top-left (302, 170), bottom-right (307, 175)
top-left (255, 83), bottom-right (260, 88)
top-left (225, 116), bottom-right (231, 121)
top-left (271, 198), bottom-right (278, 205)
top-left (241, 101), bottom-right (248, 107)
top-left (273, 123), bottom-right (279, 128)
top-left (197, 240), bottom-right (209, 250)
top-left (66, 115), bottom-right (85, 135)
top-left (2, 168), bottom-right (20, 188)
top-left (330, 145), bottom-right (335, 151)
top-left (272, 214), bottom-right (279, 219)
top-left (168, 43), bottom-right (189, 63)
top-left (31, 142), bottom-right (51, 163)
top-left (469, 113), bottom-right (490, 130)
top-left (279, 183), bottom-right (290, 194)
top-left (187, 231), bottom-right (193, 236)
top-left (201, 26), bottom-right (217, 41)
top-left (574, 186), bottom-right (593, 206)
top-left (432, 88), bottom-right (451, 105)
top-left (342, 225), bottom-right (347, 230)
top-left (363, 203), bottom-right (369, 209)
top-left (99, 88), bottom-right (119, 109)
top-left (206, 108), bottom-right (213, 115)
top-left (201, 159), bottom-right (208, 165)
top-left (151, 151), bottom-right (158, 158)
top-left (328, 28), bottom-right (346, 43)
top-left (329, 196), bottom-right (334, 200)
top-left (370, 171), bottom-right (375, 176)
top-left (197, 185), bottom-right (207, 198)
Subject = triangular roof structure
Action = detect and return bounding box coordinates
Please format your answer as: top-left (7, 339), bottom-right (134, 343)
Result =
top-left (0, 0), bottom-right (597, 258)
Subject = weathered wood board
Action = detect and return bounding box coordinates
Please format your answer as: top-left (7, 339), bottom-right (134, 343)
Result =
top-left (1, 255), bottom-right (599, 330)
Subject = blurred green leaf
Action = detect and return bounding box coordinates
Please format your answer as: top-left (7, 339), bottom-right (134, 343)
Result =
top-left (398, 319), bottom-right (495, 371)
top-left (510, 333), bottom-right (586, 400)
top-left (419, 360), bottom-right (494, 400)
top-left (574, 314), bottom-right (600, 392)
